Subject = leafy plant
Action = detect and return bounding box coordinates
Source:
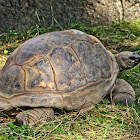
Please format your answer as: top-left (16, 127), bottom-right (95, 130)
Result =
top-left (4, 50), bottom-right (8, 54)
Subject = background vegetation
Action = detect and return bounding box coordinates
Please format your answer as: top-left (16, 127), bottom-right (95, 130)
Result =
top-left (0, 20), bottom-right (140, 139)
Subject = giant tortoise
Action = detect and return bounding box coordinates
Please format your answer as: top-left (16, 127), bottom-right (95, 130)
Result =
top-left (0, 29), bottom-right (139, 125)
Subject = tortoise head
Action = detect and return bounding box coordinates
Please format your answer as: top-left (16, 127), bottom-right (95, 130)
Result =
top-left (115, 51), bottom-right (140, 71)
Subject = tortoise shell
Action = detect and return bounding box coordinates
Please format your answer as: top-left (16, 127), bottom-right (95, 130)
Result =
top-left (0, 30), bottom-right (119, 111)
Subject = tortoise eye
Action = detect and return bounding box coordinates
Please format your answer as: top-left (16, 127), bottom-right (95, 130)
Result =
top-left (129, 56), bottom-right (136, 60)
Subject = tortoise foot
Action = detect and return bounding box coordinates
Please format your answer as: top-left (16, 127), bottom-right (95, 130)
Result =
top-left (16, 108), bottom-right (54, 126)
top-left (112, 79), bottom-right (135, 105)
top-left (113, 93), bottom-right (135, 105)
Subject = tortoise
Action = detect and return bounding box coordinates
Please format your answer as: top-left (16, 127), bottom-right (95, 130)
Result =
top-left (0, 29), bottom-right (139, 125)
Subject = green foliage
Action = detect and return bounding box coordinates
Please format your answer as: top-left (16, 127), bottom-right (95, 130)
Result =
top-left (0, 25), bottom-right (62, 54)
top-left (69, 20), bottom-right (140, 53)
top-left (0, 20), bottom-right (139, 55)
top-left (3, 50), bottom-right (8, 54)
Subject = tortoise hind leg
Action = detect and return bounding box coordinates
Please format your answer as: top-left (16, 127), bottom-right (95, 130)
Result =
top-left (112, 79), bottom-right (135, 105)
top-left (16, 108), bottom-right (54, 126)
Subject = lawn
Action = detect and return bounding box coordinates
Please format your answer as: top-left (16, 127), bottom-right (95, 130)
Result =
top-left (0, 20), bottom-right (140, 140)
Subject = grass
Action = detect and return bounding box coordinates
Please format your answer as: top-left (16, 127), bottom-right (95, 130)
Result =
top-left (0, 103), bottom-right (139, 139)
top-left (0, 20), bottom-right (140, 139)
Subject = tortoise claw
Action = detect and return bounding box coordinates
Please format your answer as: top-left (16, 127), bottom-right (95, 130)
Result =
top-left (113, 93), bottom-right (135, 105)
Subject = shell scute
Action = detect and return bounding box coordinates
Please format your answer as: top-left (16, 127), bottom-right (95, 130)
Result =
top-left (48, 47), bottom-right (86, 91)
top-left (72, 41), bottom-right (112, 82)
top-left (23, 57), bottom-right (55, 91)
top-left (15, 31), bottom-right (77, 65)
top-left (0, 65), bottom-right (24, 96)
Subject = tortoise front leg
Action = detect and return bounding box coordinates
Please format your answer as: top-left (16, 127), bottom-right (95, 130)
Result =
top-left (112, 79), bottom-right (135, 105)
top-left (16, 108), bottom-right (54, 126)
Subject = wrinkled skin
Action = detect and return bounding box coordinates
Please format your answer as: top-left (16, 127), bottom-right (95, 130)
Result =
top-left (115, 51), bottom-right (140, 71)
top-left (111, 51), bottom-right (140, 106)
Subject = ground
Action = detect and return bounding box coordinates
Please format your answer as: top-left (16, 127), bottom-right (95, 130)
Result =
top-left (0, 20), bottom-right (139, 139)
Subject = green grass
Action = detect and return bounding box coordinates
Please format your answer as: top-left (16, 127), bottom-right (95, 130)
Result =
top-left (0, 20), bottom-right (140, 139)
top-left (0, 103), bottom-right (139, 139)
top-left (0, 20), bottom-right (140, 55)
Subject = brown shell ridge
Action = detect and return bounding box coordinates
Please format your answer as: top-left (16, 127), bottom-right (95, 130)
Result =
top-left (45, 56), bottom-right (57, 91)
top-left (70, 40), bottom-right (101, 82)
top-left (15, 44), bottom-right (26, 64)
top-left (4, 77), bottom-right (109, 98)
top-left (20, 66), bottom-right (26, 92)
top-left (16, 55), bottom-right (39, 66)
top-left (78, 39), bottom-right (97, 45)
top-left (70, 45), bottom-right (87, 83)
top-left (64, 78), bottom-right (106, 94)
top-left (62, 30), bottom-right (97, 45)
top-left (15, 45), bottom-right (55, 66)
top-left (88, 35), bottom-right (104, 46)
top-left (0, 80), bottom-right (103, 100)
top-left (62, 30), bottom-right (80, 40)
top-left (107, 51), bottom-right (118, 75)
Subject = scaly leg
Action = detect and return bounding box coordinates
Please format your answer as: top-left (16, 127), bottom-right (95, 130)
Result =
top-left (16, 108), bottom-right (54, 126)
top-left (112, 79), bottom-right (135, 105)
